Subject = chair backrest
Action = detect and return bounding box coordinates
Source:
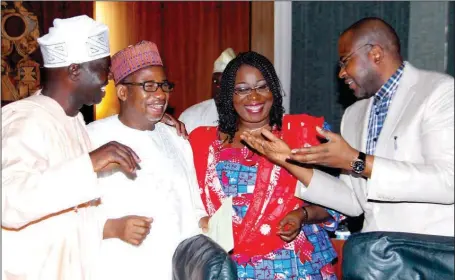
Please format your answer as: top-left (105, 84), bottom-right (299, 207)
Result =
top-left (342, 231), bottom-right (455, 280)
top-left (172, 234), bottom-right (237, 280)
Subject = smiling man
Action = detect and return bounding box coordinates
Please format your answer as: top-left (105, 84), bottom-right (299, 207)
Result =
top-left (243, 16), bottom-right (454, 237)
top-left (239, 16), bottom-right (454, 279)
top-left (2, 15), bottom-right (142, 280)
top-left (86, 41), bottom-right (209, 280)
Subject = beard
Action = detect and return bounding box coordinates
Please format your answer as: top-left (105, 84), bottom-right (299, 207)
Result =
top-left (353, 68), bottom-right (382, 99)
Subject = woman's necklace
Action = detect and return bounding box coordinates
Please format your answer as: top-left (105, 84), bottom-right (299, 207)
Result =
top-left (244, 123), bottom-right (270, 133)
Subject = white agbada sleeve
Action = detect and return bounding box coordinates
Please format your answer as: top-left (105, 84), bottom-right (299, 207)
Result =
top-left (2, 114), bottom-right (98, 229)
top-left (182, 140), bottom-right (209, 223)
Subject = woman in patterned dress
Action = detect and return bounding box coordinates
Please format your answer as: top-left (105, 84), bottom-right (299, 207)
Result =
top-left (189, 51), bottom-right (343, 280)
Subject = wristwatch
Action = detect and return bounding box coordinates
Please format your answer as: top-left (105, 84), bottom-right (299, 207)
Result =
top-left (350, 152), bottom-right (366, 174)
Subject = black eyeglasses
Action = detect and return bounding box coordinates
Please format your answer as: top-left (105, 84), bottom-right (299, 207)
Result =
top-left (121, 81), bottom-right (175, 93)
top-left (339, 44), bottom-right (373, 69)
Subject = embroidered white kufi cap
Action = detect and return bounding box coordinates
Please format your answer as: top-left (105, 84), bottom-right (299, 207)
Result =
top-left (37, 15), bottom-right (110, 68)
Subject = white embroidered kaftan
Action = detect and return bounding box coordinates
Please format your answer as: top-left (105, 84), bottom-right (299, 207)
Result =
top-left (86, 115), bottom-right (207, 280)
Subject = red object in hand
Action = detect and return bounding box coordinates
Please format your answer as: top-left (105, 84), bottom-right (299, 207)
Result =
top-left (282, 114), bottom-right (325, 149)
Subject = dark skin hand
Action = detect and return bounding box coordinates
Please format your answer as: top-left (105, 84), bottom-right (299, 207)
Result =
top-left (103, 215), bottom-right (153, 246)
top-left (199, 216), bottom-right (210, 233)
top-left (278, 205), bottom-right (332, 242)
top-left (277, 208), bottom-right (306, 242)
top-left (289, 126), bottom-right (374, 178)
top-left (89, 141), bottom-right (141, 176)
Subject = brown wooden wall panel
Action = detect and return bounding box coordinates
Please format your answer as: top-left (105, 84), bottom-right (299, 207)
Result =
top-left (4, 2), bottom-right (251, 121)
top-left (220, 1), bottom-right (251, 54)
top-left (94, 1), bottom-right (250, 120)
top-left (161, 2), bottom-right (220, 116)
top-left (251, 1), bottom-right (274, 64)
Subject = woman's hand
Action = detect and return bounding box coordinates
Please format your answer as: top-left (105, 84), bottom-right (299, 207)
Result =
top-left (199, 216), bottom-right (210, 233)
top-left (240, 128), bottom-right (292, 165)
top-left (277, 208), bottom-right (307, 242)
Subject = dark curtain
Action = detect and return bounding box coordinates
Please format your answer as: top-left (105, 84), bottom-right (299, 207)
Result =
top-left (162, 2), bottom-right (250, 117)
top-left (91, 2), bottom-right (250, 120)
top-left (20, 2), bottom-right (250, 122)
top-left (448, 2), bottom-right (455, 77)
top-left (290, 1), bottom-right (410, 133)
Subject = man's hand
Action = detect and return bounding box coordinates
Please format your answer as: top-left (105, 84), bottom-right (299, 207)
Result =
top-left (199, 216), bottom-right (210, 233)
top-left (240, 129), bottom-right (292, 165)
top-left (103, 215), bottom-right (153, 246)
top-left (89, 141), bottom-right (140, 176)
top-left (160, 113), bottom-right (188, 139)
top-left (277, 208), bottom-right (306, 242)
top-left (289, 126), bottom-right (358, 170)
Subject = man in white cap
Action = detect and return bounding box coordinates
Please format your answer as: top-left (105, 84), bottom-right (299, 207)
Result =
top-left (179, 48), bottom-right (236, 134)
top-left (2, 15), bottom-right (142, 280)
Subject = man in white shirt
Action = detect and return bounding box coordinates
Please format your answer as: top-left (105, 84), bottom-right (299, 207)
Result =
top-left (2, 15), bottom-right (141, 280)
top-left (179, 48), bottom-right (236, 133)
top-left (87, 41), bottom-right (209, 280)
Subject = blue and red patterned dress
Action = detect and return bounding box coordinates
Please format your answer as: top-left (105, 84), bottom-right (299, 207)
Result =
top-left (190, 115), bottom-right (343, 280)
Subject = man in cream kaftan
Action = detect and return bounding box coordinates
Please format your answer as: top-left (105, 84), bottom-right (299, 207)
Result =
top-left (2, 15), bottom-right (140, 280)
top-left (87, 115), bottom-right (207, 280)
top-left (2, 92), bottom-right (103, 280)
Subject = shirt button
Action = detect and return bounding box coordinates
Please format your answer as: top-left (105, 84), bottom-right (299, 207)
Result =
top-left (375, 111), bottom-right (380, 115)
top-left (373, 137), bottom-right (377, 142)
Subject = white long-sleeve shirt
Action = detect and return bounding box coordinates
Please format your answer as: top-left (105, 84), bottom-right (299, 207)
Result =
top-left (179, 99), bottom-right (218, 134)
top-left (87, 115), bottom-right (207, 280)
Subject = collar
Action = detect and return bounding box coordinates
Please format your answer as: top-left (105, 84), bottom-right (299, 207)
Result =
top-left (374, 62), bottom-right (405, 101)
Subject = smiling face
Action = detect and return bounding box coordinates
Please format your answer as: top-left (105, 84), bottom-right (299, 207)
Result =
top-left (117, 66), bottom-right (170, 127)
top-left (233, 65), bottom-right (273, 128)
top-left (337, 31), bottom-right (383, 99)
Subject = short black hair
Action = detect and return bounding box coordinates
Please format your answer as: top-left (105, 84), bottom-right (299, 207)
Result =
top-left (343, 17), bottom-right (401, 55)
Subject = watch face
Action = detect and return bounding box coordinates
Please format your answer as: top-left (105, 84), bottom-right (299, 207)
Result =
top-left (352, 160), bottom-right (365, 173)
